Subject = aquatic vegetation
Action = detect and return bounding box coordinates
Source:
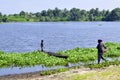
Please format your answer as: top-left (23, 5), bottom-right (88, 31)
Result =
top-left (104, 42), bottom-right (120, 57)
top-left (59, 47), bottom-right (97, 63)
top-left (0, 51), bottom-right (67, 67)
top-left (0, 42), bottom-right (120, 68)
top-left (87, 60), bottom-right (120, 69)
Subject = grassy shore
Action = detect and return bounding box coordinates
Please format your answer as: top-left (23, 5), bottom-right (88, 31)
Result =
top-left (67, 65), bottom-right (120, 80)
top-left (0, 65), bottom-right (120, 80)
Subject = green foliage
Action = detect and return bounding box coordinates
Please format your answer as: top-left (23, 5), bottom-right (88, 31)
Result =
top-left (59, 47), bottom-right (97, 63)
top-left (0, 42), bottom-right (120, 68)
top-left (0, 50), bottom-right (67, 68)
top-left (104, 42), bottom-right (120, 57)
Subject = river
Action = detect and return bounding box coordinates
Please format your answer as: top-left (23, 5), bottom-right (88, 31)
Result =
top-left (0, 22), bottom-right (120, 76)
top-left (0, 22), bottom-right (120, 53)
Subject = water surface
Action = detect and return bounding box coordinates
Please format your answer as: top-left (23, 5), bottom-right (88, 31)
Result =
top-left (0, 22), bottom-right (120, 52)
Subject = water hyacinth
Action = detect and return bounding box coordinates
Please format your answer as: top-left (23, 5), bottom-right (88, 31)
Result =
top-left (0, 42), bottom-right (120, 68)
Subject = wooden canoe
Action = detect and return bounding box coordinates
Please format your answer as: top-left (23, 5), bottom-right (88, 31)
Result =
top-left (43, 51), bottom-right (68, 59)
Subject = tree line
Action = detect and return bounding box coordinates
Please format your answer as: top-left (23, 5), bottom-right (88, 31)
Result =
top-left (0, 7), bottom-right (120, 22)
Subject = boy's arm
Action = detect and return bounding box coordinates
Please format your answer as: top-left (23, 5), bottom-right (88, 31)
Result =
top-left (103, 44), bottom-right (107, 49)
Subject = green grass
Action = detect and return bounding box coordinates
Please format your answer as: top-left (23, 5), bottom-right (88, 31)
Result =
top-left (40, 68), bottom-right (69, 76)
top-left (68, 66), bottom-right (120, 80)
top-left (7, 16), bottom-right (27, 22)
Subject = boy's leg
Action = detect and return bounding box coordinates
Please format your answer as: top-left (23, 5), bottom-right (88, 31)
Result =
top-left (101, 53), bottom-right (106, 61)
top-left (98, 53), bottom-right (101, 64)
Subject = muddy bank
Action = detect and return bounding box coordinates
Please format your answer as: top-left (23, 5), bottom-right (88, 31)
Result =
top-left (0, 70), bottom-right (44, 80)
top-left (1, 65), bottom-right (120, 80)
top-left (0, 67), bottom-right (91, 80)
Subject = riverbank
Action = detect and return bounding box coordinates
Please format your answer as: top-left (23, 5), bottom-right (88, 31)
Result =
top-left (0, 65), bottom-right (120, 80)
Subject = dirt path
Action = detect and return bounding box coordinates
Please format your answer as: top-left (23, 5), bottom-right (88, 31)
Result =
top-left (0, 68), bottom-right (94, 80)
top-left (0, 66), bottom-right (120, 80)
top-left (35, 68), bottom-right (95, 80)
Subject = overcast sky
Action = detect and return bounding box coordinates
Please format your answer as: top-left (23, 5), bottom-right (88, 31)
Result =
top-left (0, 0), bottom-right (120, 14)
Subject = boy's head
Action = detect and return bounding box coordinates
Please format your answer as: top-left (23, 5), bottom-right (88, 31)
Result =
top-left (98, 39), bottom-right (102, 43)
top-left (41, 40), bottom-right (43, 42)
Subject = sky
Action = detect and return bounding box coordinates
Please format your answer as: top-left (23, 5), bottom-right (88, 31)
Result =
top-left (0, 0), bottom-right (120, 14)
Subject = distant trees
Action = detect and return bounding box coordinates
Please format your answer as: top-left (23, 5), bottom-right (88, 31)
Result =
top-left (0, 7), bottom-right (120, 22)
top-left (2, 15), bottom-right (7, 22)
top-left (103, 8), bottom-right (120, 21)
top-left (0, 12), bottom-right (2, 22)
top-left (0, 13), bottom-right (7, 22)
top-left (19, 11), bottom-right (26, 17)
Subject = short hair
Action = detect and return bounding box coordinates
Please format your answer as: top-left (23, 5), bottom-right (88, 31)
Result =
top-left (41, 40), bottom-right (43, 42)
top-left (98, 39), bottom-right (102, 43)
